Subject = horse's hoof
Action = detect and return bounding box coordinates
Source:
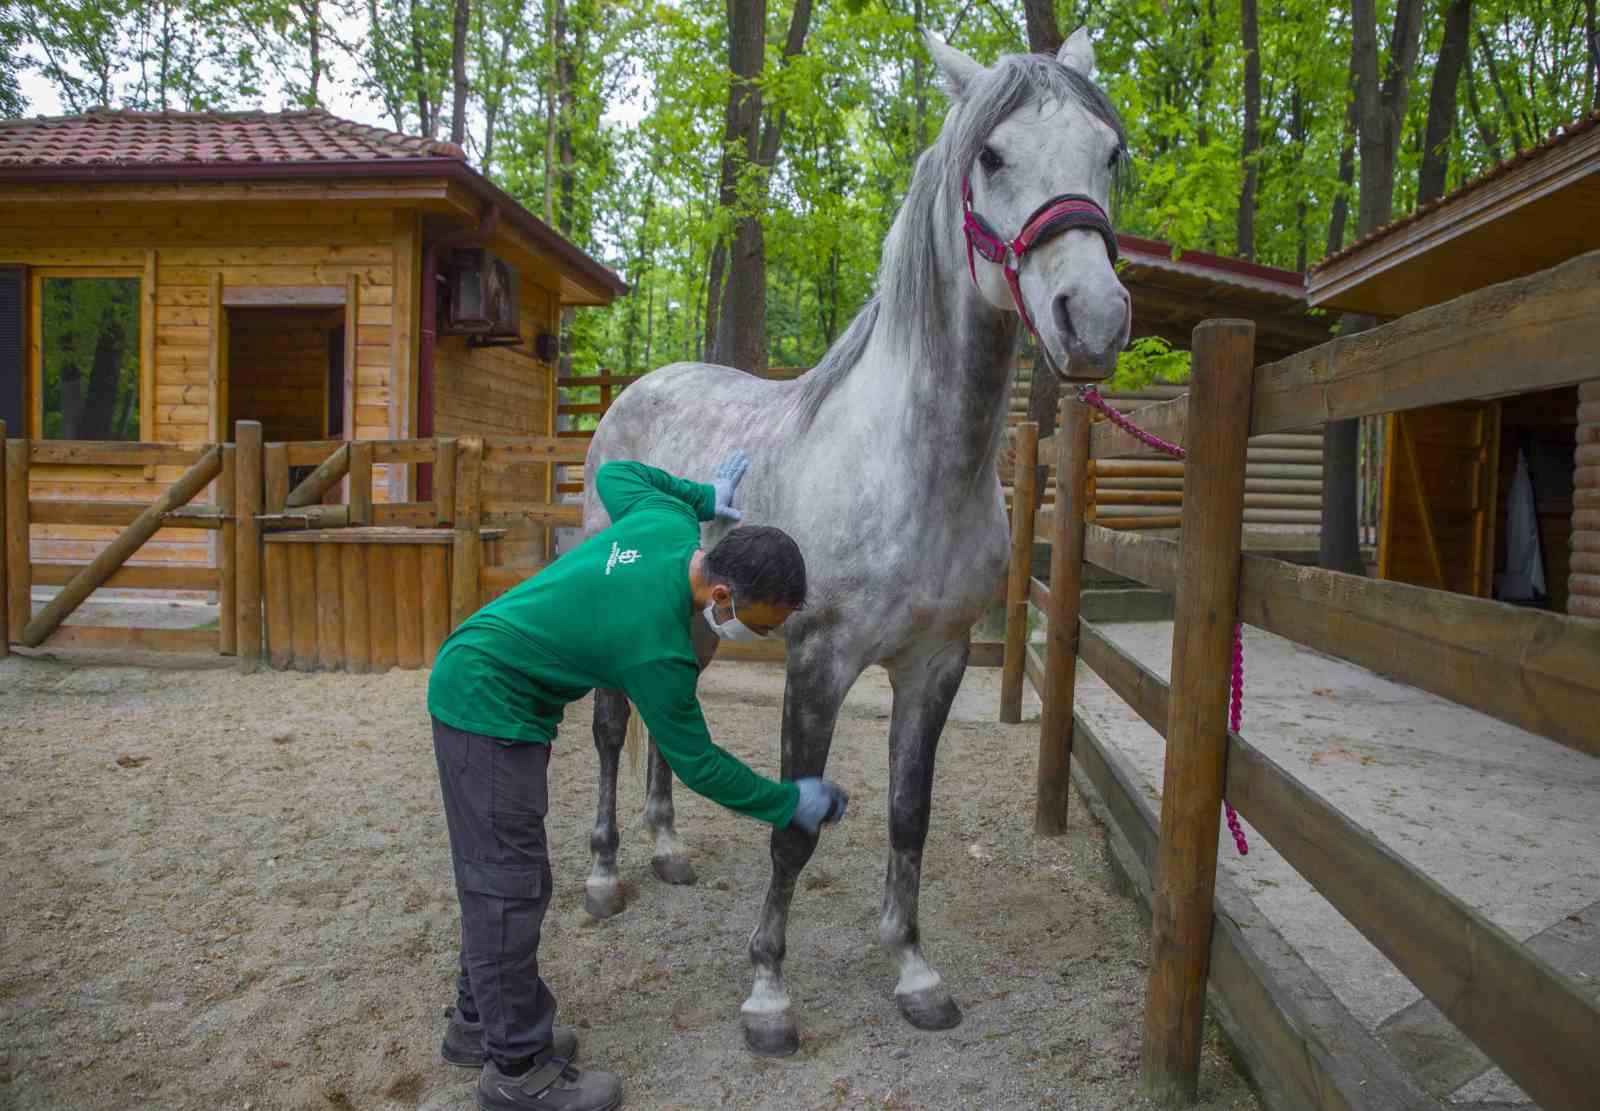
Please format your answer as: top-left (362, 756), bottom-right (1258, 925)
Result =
top-left (651, 853), bottom-right (697, 886)
top-left (896, 987), bottom-right (963, 1030)
top-left (584, 880), bottom-right (625, 919)
top-left (741, 1010), bottom-right (800, 1057)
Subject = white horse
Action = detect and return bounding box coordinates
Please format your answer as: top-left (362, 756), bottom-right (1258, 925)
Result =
top-left (580, 28), bottom-right (1131, 1055)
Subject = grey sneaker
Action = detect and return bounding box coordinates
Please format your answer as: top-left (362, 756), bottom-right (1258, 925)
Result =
top-left (476, 1058), bottom-right (622, 1111)
top-left (441, 1007), bottom-right (579, 1069)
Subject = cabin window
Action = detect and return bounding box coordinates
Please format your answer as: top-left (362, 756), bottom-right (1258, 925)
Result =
top-left (38, 275), bottom-right (142, 440)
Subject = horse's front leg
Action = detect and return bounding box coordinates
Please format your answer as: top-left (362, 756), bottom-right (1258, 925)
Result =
top-left (641, 615), bottom-right (719, 886)
top-left (881, 637), bottom-right (969, 1030)
top-left (742, 637), bottom-right (860, 1057)
top-left (586, 689), bottom-right (629, 918)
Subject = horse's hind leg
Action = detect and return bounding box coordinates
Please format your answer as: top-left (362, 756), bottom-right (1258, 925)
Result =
top-left (742, 638), bottom-right (859, 1057)
top-left (586, 689), bottom-right (629, 918)
top-left (642, 614), bottom-right (718, 887)
top-left (881, 638), bottom-right (969, 1030)
top-left (644, 740), bottom-right (695, 885)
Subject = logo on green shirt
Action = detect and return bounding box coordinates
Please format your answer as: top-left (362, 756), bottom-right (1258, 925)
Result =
top-left (605, 541), bottom-right (641, 576)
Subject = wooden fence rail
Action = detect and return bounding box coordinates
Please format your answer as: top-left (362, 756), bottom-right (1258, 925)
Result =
top-left (1003, 255), bottom-right (1600, 1110)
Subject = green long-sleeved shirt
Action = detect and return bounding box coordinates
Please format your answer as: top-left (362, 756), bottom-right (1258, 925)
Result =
top-left (427, 460), bottom-right (799, 828)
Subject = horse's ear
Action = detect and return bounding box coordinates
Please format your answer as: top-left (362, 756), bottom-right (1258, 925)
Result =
top-left (921, 27), bottom-right (983, 99)
top-left (1057, 27), bottom-right (1096, 76)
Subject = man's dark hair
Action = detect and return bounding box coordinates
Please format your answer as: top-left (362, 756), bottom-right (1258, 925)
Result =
top-left (706, 526), bottom-right (807, 609)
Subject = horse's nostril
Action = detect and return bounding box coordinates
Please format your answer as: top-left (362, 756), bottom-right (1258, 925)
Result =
top-left (1053, 295), bottom-right (1077, 345)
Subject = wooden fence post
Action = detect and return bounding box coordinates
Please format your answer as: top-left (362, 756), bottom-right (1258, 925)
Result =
top-left (262, 442), bottom-right (290, 669)
top-left (0, 420), bottom-right (7, 658)
top-left (349, 440), bottom-right (374, 526)
top-left (434, 437), bottom-right (458, 526)
top-left (451, 436), bottom-right (484, 629)
top-left (218, 444), bottom-right (237, 656)
top-left (5, 433), bottom-right (27, 645)
top-left (1139, 320), bottom-right (1255, 1105)
top-left (236, 421), bottom-right (264, 673)
top-left (1001, 421), bottom-right (1039, 723)
top-left (1035, 396), bottom-right (1091, 835)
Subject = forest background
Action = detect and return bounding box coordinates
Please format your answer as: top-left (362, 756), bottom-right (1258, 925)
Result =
top-left (6, 0), bottom-right (1596, 383)
top-left (4, 0), bottom-right (1597, 565)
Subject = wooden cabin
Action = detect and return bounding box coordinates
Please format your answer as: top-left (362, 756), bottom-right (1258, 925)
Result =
top-left (1306, 110), bottom-right (1600, 618)
top-left (0, 108), bottom-right (625, 574)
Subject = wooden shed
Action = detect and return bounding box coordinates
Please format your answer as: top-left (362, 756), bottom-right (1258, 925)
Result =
top-left (1306, 110), bottom-right (1600, 618)
top-left (0, 108), bottom-right (626, 575)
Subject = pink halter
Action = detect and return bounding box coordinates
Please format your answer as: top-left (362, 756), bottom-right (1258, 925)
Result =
top-left (961, 177), bottom-right (1118, 352)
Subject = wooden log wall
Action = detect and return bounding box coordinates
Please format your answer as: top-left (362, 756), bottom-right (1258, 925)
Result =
top-left (1569, 379), bottom-right (1598, 619)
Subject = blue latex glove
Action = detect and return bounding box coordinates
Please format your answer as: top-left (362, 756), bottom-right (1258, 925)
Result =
top-left (790, 777), bottom-right (849, 833)
top-left (712, 449), bottom-right (750, 522)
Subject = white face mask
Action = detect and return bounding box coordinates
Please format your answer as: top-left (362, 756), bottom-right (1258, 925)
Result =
top-left (703, 596), bottom-right (775, 644)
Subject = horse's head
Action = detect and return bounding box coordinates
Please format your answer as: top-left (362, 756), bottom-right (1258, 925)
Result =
top-left (927, 28), bottom-right (1131, 381)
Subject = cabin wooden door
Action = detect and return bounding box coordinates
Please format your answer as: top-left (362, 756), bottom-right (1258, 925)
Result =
top-left (1378, 401), bottom-right (1501, 596)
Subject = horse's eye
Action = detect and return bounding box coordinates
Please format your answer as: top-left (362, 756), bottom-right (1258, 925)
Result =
top-left (1106, 148), bottom-right (1122, 173)
top-left (978, 146), bottom-right (1003, 173)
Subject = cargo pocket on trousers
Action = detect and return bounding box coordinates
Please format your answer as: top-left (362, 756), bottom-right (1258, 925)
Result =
top-left (455, 856), bottom-right (546, 901)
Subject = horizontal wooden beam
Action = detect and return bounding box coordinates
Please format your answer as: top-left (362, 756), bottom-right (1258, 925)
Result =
top-left (30, 562), bottom-right (218, 591)
top-left (482, 436), bottom-right (591, 464)
top-left (372, 439), bottom-right (437, 464)
top-left (1083, 525), bottom-right (1180, 591)
top-left (1089, 394), bottom-right (1188, 459)
top-left (1029, 576), bottom-right (1050, 612)
top-left (556, 373), bottom-right (645, 388)
top-left (1226, 734), bottom-right (1600, 1111)
top-left (37, 624), bottom-right (219, 654)
top-left (283, 440), bottom-right (345, 467)
top-left (1024, 644), bottom-right (1045, 693)
top-left (28, 500), bottom-right (223, 529)
top-left (371, 502), bottom-right (437, 527)
top-left (1236, 555), bottom-right (1600, 759)
top-left (30, 441), bottom-right (210, 467)
top-left (221, 284), bottom-right (345, 308)
top-left (482, 503), bottom-right (585, 528)
top-left (1251, 250), bottom-right (1600, 436)
top-left (1077, 618), bottom-right (1169, 735)
top-left (557, 402), bottom-right (607, 415)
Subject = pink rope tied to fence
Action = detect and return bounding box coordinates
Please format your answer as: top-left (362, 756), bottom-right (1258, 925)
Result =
top-left (1077, 386), bottom-right (1249, 856)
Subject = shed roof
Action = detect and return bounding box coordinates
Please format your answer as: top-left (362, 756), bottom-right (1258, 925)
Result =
top-left (1305, 110), bottom-right (1600, 317)
top-left (1117, 234), bottom-right (1332, 363)
top-left (0, 109), bottom-right (627, 304)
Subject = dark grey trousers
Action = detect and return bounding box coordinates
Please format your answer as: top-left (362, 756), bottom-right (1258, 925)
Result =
top-left (432, 717), bottom-right (557, 1071)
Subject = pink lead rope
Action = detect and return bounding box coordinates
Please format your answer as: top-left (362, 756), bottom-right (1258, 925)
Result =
top-left (1078, 386), bottom-right (1249, 856)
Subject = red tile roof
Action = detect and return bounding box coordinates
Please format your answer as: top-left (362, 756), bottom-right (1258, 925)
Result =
top-left (1311, 109), bottom-right (1600, 275)
top-left (0, 107), bottom-right (465, 166)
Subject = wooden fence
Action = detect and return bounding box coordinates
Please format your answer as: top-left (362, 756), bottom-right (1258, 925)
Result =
top-left (1, 420), bottom-right (585, 670)
top-left (1000, 250), bottom-right (1600, 1109)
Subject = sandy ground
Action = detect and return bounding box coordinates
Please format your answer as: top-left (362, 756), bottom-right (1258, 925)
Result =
top-left (0, 653), bottom-right (1258, 1111)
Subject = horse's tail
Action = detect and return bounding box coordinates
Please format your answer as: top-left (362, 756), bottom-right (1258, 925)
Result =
top-left (624, 700), bottom-right (646, 781)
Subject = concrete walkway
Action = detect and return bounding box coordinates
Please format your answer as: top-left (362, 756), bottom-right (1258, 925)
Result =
top-left (1066, 619), bottom-right (1600, 1108)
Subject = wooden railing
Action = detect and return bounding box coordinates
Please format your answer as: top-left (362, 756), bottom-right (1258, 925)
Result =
top-left (1, 422), bottom-right (586, 669)
top-left (1001, 249), bottom-right (1600, 1109)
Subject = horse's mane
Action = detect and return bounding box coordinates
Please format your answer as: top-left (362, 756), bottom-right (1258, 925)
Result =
top-left (787, 50), bottom-right (1128, 432)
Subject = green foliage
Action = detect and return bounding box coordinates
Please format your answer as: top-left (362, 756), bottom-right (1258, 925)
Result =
top-left (8, 0), bottom-right (1596, 382)
top-left (1109, 336), bottom-right (1193, 391)
top-left (40, 277), bottom-right (141, 441)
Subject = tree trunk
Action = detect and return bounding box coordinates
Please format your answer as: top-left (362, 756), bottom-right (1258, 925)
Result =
top-left (710, 0), bottom-right (814, 371)
top-left (1326, 89), bottom-right (1356, 255)
top-left (1291, 84), bottom-right (1308, 271)
top-left (1585, 0), bottom-right (1598, 109)
top-left (913, 0), bottom-right (928, 151)
top-left (83, 329), bottom-right (124, 440)
top-left (304, 0), bottom-right (322, 106)
top-left (1022, 0), bottom-right (1064, 53)
top-left (703, 239), bottom-right (727, 360)
top-left (1419, 0), bottom-right (1471, 205)
top-left (409, 0), bottom-right (434, 136)
top-left (1325, 0), bottom-right (1424, 576)
top-left (1237, 0), bottom-right (1260, 260)
top-left (543, 0), bottom-right (560, 223)
top-left (450, 0), bottom-right (469, 146)
top-left (1463, 45), bottom-right (1503, 162)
